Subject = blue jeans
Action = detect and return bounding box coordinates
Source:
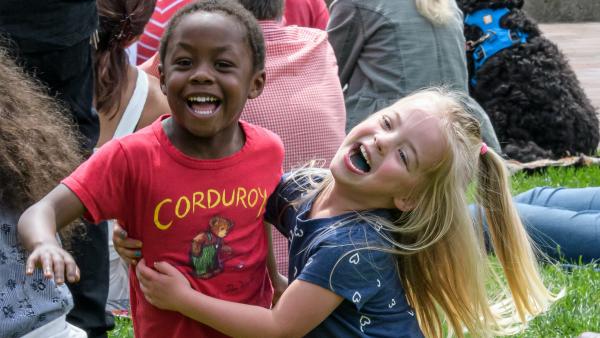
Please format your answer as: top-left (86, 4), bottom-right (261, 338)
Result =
top-left (471, 187), bottom-right (600, 264)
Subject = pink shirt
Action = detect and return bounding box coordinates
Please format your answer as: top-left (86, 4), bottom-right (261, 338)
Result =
top-left (284, 0), bottom-right (330, 30)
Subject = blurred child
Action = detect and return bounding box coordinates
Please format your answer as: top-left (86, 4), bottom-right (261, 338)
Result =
top-left (129, 87), bottom-right (559, 337)
top-left (18, 1), bottom-right (285, 337)
top-left (0, 46), bottom-right (85, 338)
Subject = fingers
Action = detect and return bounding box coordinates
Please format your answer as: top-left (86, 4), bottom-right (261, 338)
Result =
top-left (65, 255), bottom-right (80, 283)
top-left (153, 261), bottom-right (177, 275)
top-left (112, 226), bottom-right (143, 265)
top-left (25, 246), bottom-right (80, 285)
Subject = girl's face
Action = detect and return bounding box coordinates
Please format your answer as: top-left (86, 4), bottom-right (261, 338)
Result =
top-left (330, 97), bottom-right (447, 211)
top-left (159, 11), bottom-right (264, 140)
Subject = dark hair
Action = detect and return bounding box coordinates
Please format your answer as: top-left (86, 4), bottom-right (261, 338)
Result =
top-left (159, 0), bottom-right (265, 71)
top-left (237, 0), bottom-right (284, 20)
top-left (95, 0), bottom-right (156, 119)
top-left (0, 45), bottom-right (83, 213)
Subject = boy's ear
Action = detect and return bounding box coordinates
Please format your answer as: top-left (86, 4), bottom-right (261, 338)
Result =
top-left (158, 64), bottom-right (167, 95)
top-left (247, 70), bottom-right (266, 99)
top-left (393, 196), bottom-right (416, 212)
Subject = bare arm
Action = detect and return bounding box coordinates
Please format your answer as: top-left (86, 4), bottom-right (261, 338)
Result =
top-left (137, 259), bottom-right (343, 338)
top-left (18, 184), bottom-right (85, 283)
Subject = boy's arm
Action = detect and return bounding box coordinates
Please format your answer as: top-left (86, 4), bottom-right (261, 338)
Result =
top-left (264, 221), bottom-right (288, 305)
top-left (18, 183), bottom-right (85, 283)
top-left (137, 260), bottom-right (343, 338)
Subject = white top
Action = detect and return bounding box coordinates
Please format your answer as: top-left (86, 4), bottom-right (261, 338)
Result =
top-left (113, 68), bottom-right (149, 139)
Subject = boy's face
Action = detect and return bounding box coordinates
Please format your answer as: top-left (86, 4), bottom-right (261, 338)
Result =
top-left (159, 11), bottom-right (265, 139)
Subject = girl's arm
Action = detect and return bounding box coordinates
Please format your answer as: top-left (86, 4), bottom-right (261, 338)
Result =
top-left (18, 184), bottom-right (85, 284)
top-left (136, 259), bottom-right (343, 338)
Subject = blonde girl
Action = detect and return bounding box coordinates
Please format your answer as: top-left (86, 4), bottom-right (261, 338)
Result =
top-left (123, 88), bottom-right (557, 337)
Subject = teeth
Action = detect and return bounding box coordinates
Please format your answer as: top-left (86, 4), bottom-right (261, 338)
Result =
top-left (188, 96), bottom-right (219, 103)
top-left (360, 145), bottom-right (370, 166)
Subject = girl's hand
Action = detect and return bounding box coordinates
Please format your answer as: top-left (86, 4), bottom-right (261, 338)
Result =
top-left (112, 223), bottom-right (143, 265)
top-left (26, 241), bottom-right (80, 284)
top-left (272, 272), bottom-right (288, 306)
top-left (136, 258), bottom-right (191, 312)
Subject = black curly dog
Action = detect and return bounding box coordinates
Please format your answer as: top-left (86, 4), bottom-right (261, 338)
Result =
top-left (457, 0), bottom-right (599, 161)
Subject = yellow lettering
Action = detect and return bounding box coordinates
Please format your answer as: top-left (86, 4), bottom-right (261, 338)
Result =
top-left (193, 191), bottom-right (206, 212)
top-left (256, 188), bottom-right (268, 218)
top-left (236, 187), bottom-right (247, 208)
top-left (247, 189), bottom-right (258, 208)
top-left (222, 189), bottom-right (234, 207)
top-left (154, 198), bottom-right (173, 230)
top-left (175, 196), bottom-right (191, 219)
top-left (207, 189), bottom-right (221, 209)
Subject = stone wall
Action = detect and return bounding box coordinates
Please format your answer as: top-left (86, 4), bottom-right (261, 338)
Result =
top-left (523, 0), bottom-right (600, 23)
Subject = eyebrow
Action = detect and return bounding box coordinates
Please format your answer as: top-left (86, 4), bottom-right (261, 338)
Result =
top-left (393, 111), bottom-right (420, 171)
top-left (176, 41), bottom-right (234, 54)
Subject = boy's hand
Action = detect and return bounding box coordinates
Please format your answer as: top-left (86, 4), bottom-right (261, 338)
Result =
top-left (136, 259), bottom-right (191, 312)
top-left (26, 242), bottom-right (80, 284)
top-left (272, 272), bottom-right (288, 306)
top-left (113, 223), bottom-right (143, 265)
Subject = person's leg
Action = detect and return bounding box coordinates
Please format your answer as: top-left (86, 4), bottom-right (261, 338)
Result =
top-left (64, 220), bottom-right (114, 338)
top-left (514, 187), bottom-right (600, 211)
top-left (470, 201), bottom-right (600, 264)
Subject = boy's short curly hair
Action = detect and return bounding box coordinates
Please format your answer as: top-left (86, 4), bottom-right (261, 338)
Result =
top-left (159, 0), bottom-right (265, 72)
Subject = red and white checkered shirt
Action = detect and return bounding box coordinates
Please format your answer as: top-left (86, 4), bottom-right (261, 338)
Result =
top-left (140, 21), bottom-right (347, 274)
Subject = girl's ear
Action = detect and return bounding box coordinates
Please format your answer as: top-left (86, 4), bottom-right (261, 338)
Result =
top-left (158, 64), bottom-right (167, 95)
top-left (393, 196), bottom-right (416, 212)
top-left (247, 70), bottom-right (266, 99)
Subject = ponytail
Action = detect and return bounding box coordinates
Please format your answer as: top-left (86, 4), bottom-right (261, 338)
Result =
top-left (476, 148), bottom-right (558, 321)
top-left (94, 0), bottom-right (156, 119)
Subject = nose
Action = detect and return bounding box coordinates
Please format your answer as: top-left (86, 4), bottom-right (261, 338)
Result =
top-left (189, 62), bottom-right (214, 84)
top-left (374, 134), bottom-right (388, 156)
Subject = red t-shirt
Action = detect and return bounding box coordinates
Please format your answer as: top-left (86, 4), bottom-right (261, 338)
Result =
top-left (284, 0), bottom-right (330, 30)
top-left (63, 116), bottom-right (284, 337)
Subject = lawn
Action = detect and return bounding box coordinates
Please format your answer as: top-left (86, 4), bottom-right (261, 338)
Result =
top-left (109, 166), bottom-right (600, 338)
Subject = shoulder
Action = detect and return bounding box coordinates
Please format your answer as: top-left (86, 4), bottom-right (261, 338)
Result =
top-left (139, 73), bottom-right (169, 129)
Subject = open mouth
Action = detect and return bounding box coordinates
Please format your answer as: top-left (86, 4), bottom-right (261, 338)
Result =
top-left (348, 144), bottom-right (371, 173)
top-left (186, 95), bottom-right (222, 117)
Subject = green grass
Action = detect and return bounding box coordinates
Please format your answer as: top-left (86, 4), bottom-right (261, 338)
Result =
top-left (109, 166), bottom-right (600, 337)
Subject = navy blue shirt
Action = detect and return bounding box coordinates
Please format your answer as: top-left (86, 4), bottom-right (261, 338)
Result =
top-left (265, 174), bottom-right (424, 337)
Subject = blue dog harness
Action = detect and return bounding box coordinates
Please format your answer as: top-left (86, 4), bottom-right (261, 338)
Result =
top-left (464, 8), bottom-right (528, 85)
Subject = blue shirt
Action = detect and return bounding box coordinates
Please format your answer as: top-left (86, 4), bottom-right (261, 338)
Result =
top-left (0, 209), bottom-right (73, 338)
top-left (265, 174), bottom-right (424, 337)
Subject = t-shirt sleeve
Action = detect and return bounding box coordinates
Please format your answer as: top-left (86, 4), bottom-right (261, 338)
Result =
top-left (297, 227), bottom-right (395, 310)
top-left (62, 139), bottom-right (130, 225)
top-left (264, 174), bottom-right (293, 237)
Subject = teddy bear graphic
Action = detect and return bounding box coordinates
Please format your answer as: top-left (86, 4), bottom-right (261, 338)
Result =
top-left (190, 216), bottom-right (234, 279)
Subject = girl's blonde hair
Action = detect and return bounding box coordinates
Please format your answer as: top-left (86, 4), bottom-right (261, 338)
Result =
top-left (289, 88), bottom-right (559, 337)
top-left (415, 0), bottom-right (459, 25)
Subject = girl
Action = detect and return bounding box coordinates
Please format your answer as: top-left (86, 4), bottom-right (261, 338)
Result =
top-left (125, 87), bottom-right (559, 337)
top-left (0, 46), bottom-right (85, 337)
top-left (18, 1), bottom-right (285, 337)
top-left (94, 0), bottom-right (168, 147)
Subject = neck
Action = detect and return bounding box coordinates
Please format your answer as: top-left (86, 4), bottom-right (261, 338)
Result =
top-left (162, 118), bottom-right (245, 159)
top-left (310, 180), bottom-right (380, 219)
